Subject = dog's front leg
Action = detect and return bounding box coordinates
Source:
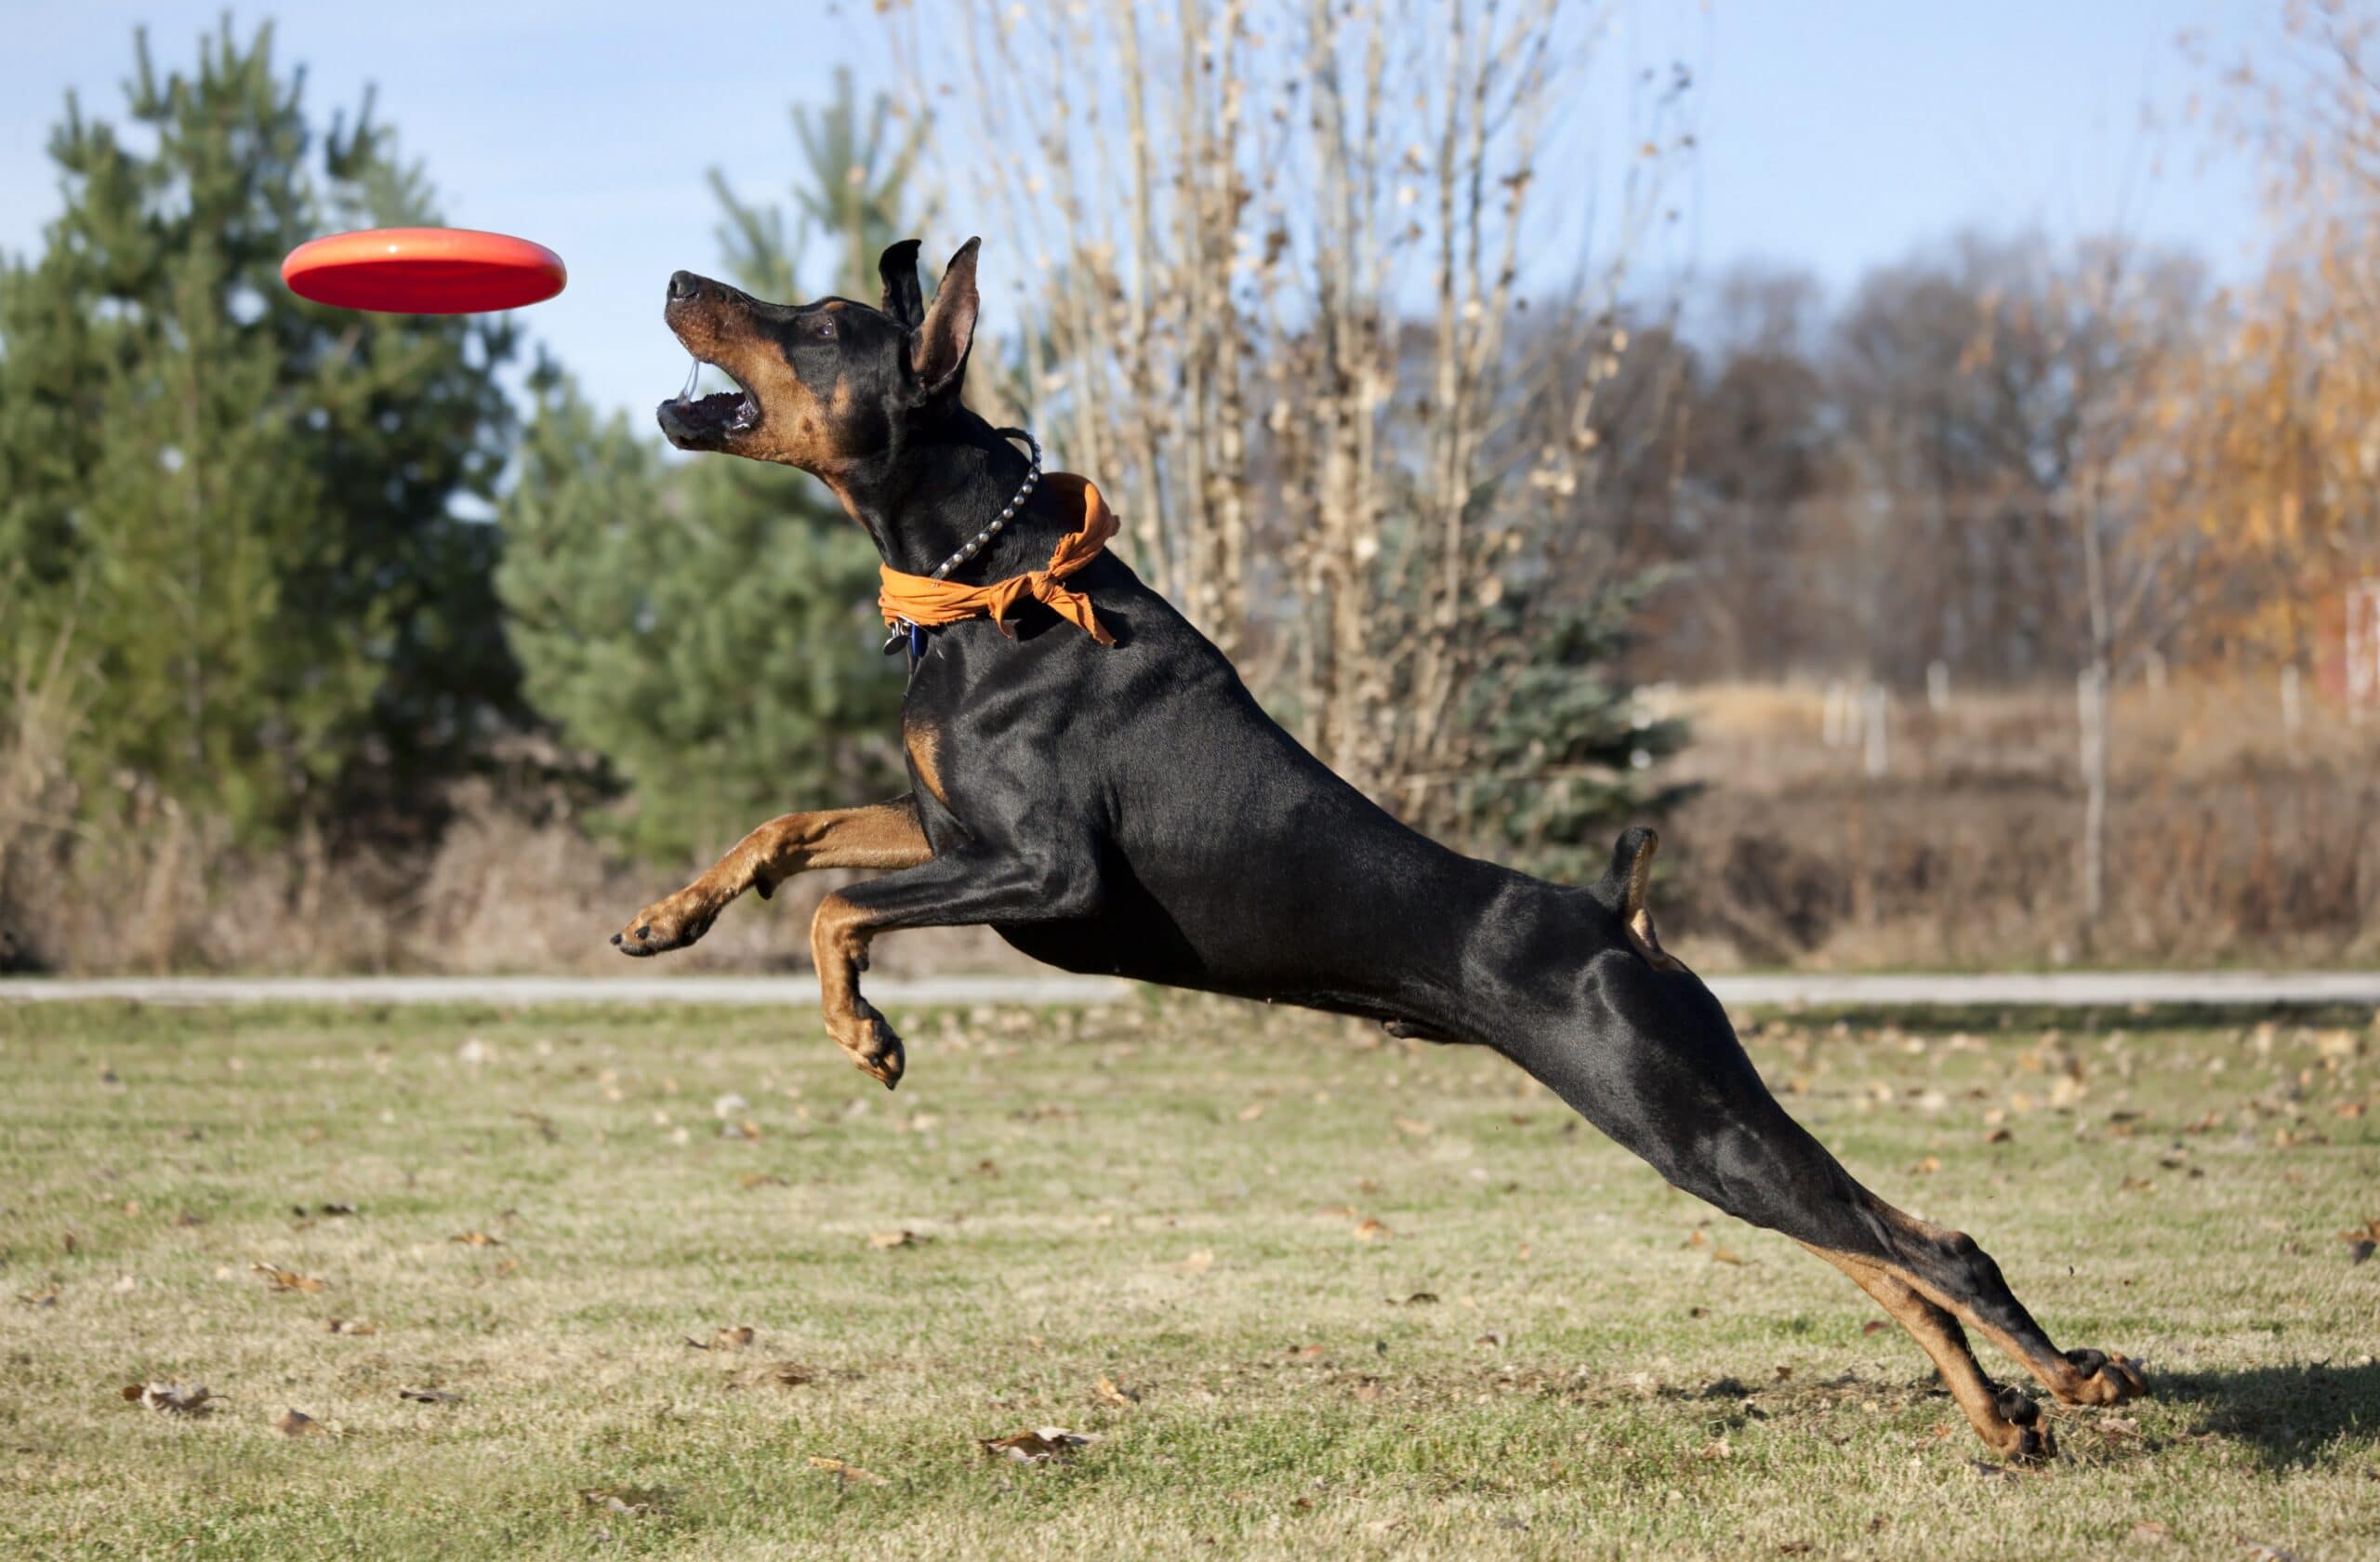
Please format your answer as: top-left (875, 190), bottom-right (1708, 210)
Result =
top-left (614, 797), bottom-right (931, 957)
top-left (807, 843), bottom-right (1104, 1088)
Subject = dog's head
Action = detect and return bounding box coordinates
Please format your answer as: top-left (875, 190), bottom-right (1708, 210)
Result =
top-left (655, 237), bottom-right (979, 475)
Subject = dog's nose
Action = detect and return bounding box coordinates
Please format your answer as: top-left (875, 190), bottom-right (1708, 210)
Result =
top-left (668, 271), bottom-right (701, 302)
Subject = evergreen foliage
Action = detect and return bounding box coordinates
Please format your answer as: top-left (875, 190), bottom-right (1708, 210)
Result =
top-left (0, 20), bottom-right (518, 837)
top-left (1460, 576), bottom-right (1693, 885)
top-left (496, 366), bottom-right (901, 864)
top-left (494, 71), bottom-right (918, 865)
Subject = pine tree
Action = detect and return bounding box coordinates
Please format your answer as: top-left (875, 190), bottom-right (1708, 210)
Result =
top-left (0, 20), bottom-right (518, 838)
top-left (1457, 577), bottom-right (1693, 886)
top-left (496, 75), bottom-right (920, 865)
top-left (496, 366), bottom-right (901, 863)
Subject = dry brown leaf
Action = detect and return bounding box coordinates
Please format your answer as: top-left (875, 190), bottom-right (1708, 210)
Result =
top-left (2127, 1518), bottom-right (2174, 1543)
top-left (1093, 1374), bottom-right (1140, 1407)
top-left (1236, 1102), bottom-right (1267, 1121)
top-left (1984, 1127), bottom-right (2014, 1145)
top-left (1712, 1246), bottom-right (1747, 1265)
top-left (1911, 1156), bottom-right (1942, 1175)
top-left (867, 1229), bottom-right (923, 1250)
top-left (274, 1407), bottom-right (328, 1437)
top-left (1474, 1330), bottom-right (1505, 1349)
top-left (686, 1326), bottom-right (756, 1352)
top-left (324, 1317), bottom-right (377, 1336)
top-left (20, 1288), bottom-right (60, 1307)
top-left (739, 1172), bottom-right (788, 1189)
top-left (768, 1362), bottom-right (818, 1387)
top-left (398, 1387), bottom-right (462, 1403)
top-left (1353, 1217), bottom-right (1391, 1242)
top-left (450, 1231), bottom-right (504, 1247)
top-left (1684, 1227), bottom-right (1709, 1249)
top-left (1386, 1291), bottom-right (1439, 1306)
top-left (252, 1263), bottom-right (325, 1293)
top-left (980, 1427), bottom-right (1096, 1463)
top-left (805, 1455), bottom-right (889, 1486)
top-left (1179, 1248), bottom-right (1214, 1273)
top-left (123, 1382), bottom-right (212, 1416)
top-left (1392, 1116), bottom-right (1434, 1137)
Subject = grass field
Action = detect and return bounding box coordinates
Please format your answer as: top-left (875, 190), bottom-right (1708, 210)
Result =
top-left (2, 997), bottom-right (2374, 1559)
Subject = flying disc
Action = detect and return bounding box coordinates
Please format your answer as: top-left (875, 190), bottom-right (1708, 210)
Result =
top-left (281, 227), bottom-right (567, 313)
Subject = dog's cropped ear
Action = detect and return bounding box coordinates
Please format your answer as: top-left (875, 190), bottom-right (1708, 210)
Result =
top-left (878, 239), bottom-right (924, 328)
top-left (1591, 826), bottom-right (1686, 972)
top-left (907, 236), bottom-right (981, 398)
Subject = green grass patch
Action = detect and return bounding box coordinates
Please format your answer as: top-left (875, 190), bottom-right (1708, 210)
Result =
top-left (2, 997), bottom-right (2373, 1558)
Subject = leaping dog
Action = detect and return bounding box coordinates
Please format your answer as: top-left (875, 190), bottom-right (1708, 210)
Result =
top-left (614, 236), bottom-right (2148, 1460)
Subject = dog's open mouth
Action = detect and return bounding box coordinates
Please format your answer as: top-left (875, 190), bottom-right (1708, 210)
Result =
top-left (657, 355), bottom-right (758, 444)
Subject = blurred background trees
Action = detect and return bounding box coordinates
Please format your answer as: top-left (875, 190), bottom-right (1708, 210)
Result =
top-left (493, 66), bottom-right (918, 863)
top-left (0, 21), bottom-right (518, 845)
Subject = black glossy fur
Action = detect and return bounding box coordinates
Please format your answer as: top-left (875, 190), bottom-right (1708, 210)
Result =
top-left (617, 238), bottom-right (2149, 1458)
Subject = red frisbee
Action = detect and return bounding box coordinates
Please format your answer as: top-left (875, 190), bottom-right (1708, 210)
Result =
top-left (281, 227), bottom-right (567, 314)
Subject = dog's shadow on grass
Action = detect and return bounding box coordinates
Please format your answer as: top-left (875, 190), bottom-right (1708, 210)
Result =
top-left (2151, 1358), bottom-right (2379, 1469)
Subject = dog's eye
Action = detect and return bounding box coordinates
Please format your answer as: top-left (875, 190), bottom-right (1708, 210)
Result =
top-left (813, 317), bottom-right (836, 339)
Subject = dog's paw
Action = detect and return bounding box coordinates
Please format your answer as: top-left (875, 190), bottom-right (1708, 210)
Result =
top-left (826, 1003), bottom-right (906, 1090)
top-left (2056, 1348), bottom-right (2149, 1406)
top-left (1992, 1383), bottom-right (2057, 1463)
top-left (609, 893), bottom-right (715, 958)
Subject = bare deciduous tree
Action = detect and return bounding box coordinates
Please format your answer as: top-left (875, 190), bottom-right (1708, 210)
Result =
top-left (880, 0), bottom-right (1695, 822)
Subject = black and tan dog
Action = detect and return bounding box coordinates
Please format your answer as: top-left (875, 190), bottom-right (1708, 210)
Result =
top-left (615, 237), bottom-right (2148, 1461)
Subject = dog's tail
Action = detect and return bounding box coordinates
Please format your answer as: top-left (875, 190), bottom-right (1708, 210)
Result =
top-left (1589, 826), bottom-right (1684, 972)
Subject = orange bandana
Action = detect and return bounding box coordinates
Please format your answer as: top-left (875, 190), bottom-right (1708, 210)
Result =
top-left (877, 471), bottom-right (1120, 646)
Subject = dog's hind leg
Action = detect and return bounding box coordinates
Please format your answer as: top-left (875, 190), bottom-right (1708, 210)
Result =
top-left (614, 797), bottom-right (931, 956)
top-left (1798, 1242), bottom-right (2055, 1460)
top-left (1831, 1195), bottom-right (2149, 1410)
top-left (1508, 997), bottom-right (2141, 1454)
top-left (1488, 832), bottom-right (2144, 1457)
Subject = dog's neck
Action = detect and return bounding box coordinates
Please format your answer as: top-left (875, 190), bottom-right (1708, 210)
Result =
top-left (836, 411), bottom-right (1051, 582)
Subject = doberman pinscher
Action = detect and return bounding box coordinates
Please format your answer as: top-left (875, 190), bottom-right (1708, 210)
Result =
top-left (614, 237), bottom-right (2148, 1460)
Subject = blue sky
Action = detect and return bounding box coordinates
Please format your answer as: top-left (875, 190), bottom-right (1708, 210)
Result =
top-left (2, 1), bottom-right (2275, 420)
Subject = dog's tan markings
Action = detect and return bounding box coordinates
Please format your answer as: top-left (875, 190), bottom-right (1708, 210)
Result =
top-left (1799, 1241), bottom-right (2052, 1461)
top-left (615, 799), bottom-right (929, 954)
top-left (810, 891), bottom-right (905, 1087)
top-left (905, 721), bottom-right (950, 809)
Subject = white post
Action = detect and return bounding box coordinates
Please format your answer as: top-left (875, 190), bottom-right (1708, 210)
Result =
top-left (2077, 666), bottom-right (2109, 922)
top-left (2281, 665), bottom-right (2303, 755)
top-left (1821, 679), bottom-right (1848, 748)
top-left (1862, 682), bottom-right (1889, 777)
top-left (1926, 660), bottom-right (1950, 713)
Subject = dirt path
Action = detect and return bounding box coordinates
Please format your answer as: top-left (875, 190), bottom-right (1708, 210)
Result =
top-left (3, 970), bottom-right (2376, 1009)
